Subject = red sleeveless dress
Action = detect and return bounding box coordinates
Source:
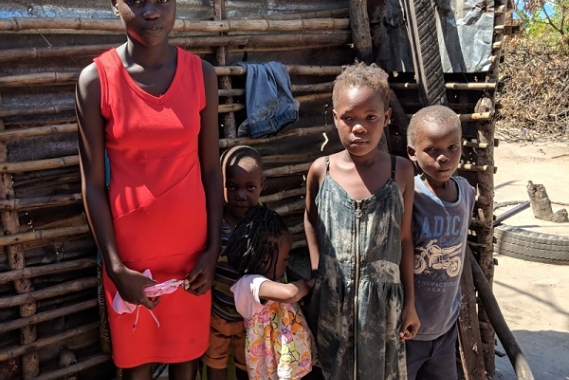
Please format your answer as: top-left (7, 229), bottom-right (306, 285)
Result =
top-left (94, 47), bottom-right (210, 368)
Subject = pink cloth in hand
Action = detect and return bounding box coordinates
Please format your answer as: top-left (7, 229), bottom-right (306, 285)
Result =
top-left (112, 269), bottom-right (184, 329)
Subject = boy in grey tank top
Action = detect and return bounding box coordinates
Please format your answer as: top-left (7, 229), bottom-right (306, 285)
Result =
top-left (405, 105), bottom-right (476, 380)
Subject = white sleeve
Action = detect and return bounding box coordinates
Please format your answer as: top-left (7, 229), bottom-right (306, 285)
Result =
top-left (231, 274), bottom-right (270, 320)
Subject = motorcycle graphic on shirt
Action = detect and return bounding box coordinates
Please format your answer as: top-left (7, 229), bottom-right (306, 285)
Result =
top-left (414, 240), bottom-right (462, 277)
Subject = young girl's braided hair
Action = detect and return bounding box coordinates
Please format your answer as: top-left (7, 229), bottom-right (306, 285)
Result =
top-left (226, 205), bottom-right (289, 278)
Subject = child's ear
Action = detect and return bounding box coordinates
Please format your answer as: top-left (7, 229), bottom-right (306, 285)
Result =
top-left (332, 109), bottom-right (338, 128)
top-left (260, 177), bottom-right (266, 192)
top-left (384, 107), bottom-right (393, 128)
top-left (407, 145), bottom-right (417, 163)
top-left (111, 1), bottom-right (120, 17)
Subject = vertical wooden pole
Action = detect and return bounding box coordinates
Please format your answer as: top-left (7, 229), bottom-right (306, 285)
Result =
top-left (348, 0), bottom-right (374, 63)
top-left (214, 0), bottom-right (236, 139)
top-left (474, 96), bottom-right (496, 378)
top-left (0, 91), bottom-right (39, 378)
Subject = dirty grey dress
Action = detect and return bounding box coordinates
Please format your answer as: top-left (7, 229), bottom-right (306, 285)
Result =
top-left (308, 156), bottom-right (407, 380)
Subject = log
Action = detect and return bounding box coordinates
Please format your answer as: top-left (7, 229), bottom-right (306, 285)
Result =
top-left (219, 92), bottom-right (332, 113)
top-left (0, 322), bottom-right (99, 361)
top-left (0, 17), bottom-right (349, 33)
top-left (263, 163), bottom-right (311, 178)
top-left (0, 155), bottom-right (79, 174)
top-left (526, 181), bottom-right (568, 222)
top-left (469, 253), bottom-right (535, 380)
top-left (458, 246), bottom-right (486, 380)
top-left (0, 89), bottom-right (39, 378)
top-left (260, 188), bottom-right (306, 204)
top-left (219, 125), bottom-right (337, 149)
top-left (213, 65), bottom-right (343, 76)
top-left (0, 225), bottom-right (90, 247)
top-left (291, 239), bottom-right (307, 250)
top-left (235, 8), bottom-right (349, 20)
top-left (262, 153), bottom-right (321, 165)
top-left (0, 103), bottom-right (74, 118)
top-left (28, 354), bottom-right (110, 380)
top-left (390, 82), bottom-right (497, 91)
top-left (0, 277), bottom-right (98, 309)
top-left (457, 164), bottom-right (490, 172)
top-left (0, 300), bottom-right (97, 334)
top-left (0, 193), bottom-right (83, 211)
top-left (0, 258), bottom-right (96, 285)
top-left (348, 0), bottom-right (373, 63)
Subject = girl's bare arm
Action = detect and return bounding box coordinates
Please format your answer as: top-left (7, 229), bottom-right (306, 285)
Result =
top-left (76, 63), bottom-right (156, 309)
top-left (258, 278), bottom-right (313, 304)
top-left (396, 157), bottom-right (420, 340)
top-left (185, 59), bottom-right (223, 295)
top-left (304, 157), bottom-right (326, 273)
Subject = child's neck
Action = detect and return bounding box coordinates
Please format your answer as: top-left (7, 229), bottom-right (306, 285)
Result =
top-left (421, 175), bottom-right (458, 203)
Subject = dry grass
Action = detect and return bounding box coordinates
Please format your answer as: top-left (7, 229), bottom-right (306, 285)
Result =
top-left (496, 37), bottom-right (569, 142)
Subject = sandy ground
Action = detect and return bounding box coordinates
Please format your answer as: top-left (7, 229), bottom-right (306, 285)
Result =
top-left (491, 141), bottom-right (569, 380)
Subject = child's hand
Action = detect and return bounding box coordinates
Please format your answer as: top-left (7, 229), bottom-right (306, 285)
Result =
top-left (399, 304), bottom-right (420, 341)
top-left (184, 248), bottom-right (218, 296)
top-left (113, 267), bottom-right (158, 310)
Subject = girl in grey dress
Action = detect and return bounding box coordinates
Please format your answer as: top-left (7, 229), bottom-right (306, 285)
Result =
top-left (304, 63), bottom-right (420, 380)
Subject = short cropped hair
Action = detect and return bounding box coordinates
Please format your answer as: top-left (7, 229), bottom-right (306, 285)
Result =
top-left (407, 105), bottom-right (461, 146)
top-left (220, 145), bottom-right (263, 179)
top-left (332, 62), bottom-right (390, 109)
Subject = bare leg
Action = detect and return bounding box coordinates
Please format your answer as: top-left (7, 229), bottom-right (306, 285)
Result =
top-left (123, 364), bottom-right (153, 380)
top-left (169, 360), bottom-right (199, 380)
top-left (207, 366), bottom-right (228, 380)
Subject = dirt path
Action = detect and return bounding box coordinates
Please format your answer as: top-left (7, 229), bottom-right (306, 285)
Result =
top-left (491, 141), bottom-right (569, 379)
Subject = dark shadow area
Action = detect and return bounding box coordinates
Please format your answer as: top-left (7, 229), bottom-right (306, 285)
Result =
top-left (494, 330), bottom-right (569, 380)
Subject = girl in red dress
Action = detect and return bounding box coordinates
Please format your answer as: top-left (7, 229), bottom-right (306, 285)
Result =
top-left (76, 1), bottom-right (222, 378)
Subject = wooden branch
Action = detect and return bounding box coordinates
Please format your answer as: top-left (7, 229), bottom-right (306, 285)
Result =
top-left (0, 102), bottom-right (74, 118)
top-left (260, 187), bottom-right (306, 203)
top-left (457, 163), bottom-right (490, 172)
top-left (0, 225), bottom-right (90, 247)
top-left (0, 193), bottom-right (83, 211)
top-left (288, 222), bottom-right (304, 235)
top-left (0, 155), bottom-right (79, 174)
top-left (0, 299), bottom-right (97, 334)
top-left (263, 163), bottom-right (311, 178)
top-left (219, 125), bottom-right (336, 148)
top-left (235, 8), bottom-right (349, 20)
top-left (469, 253), bottom-right (535, 380)
top-left (349, 0), bottom-right (373, 63)
top-left (0, 258), bottom-right (96, 285)
top-left (0, 123), bottom-right (77, 142)
top-left (0, 17), bottom-right (349, 33)
top-left (214, 65), bottom-right (343, 76)
top-left (28, 354), bottom-right (110, 380)
top-left (291, 239), bottom-right (307, 250)
top-left (390, 82), bottom-right (497, 91)
top-left (0, 277), bottom-right (98, 309)
top-left (0, 322), bottom-right (99, 361)
top-left (262, 153), bottom-right (321, 165)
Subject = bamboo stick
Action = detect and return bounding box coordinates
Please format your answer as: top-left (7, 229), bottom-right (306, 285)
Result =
top-left (0, 300), bottom-right (97, 334)
top-left (0, 103), bottom-right (74, 118)
top-left (172, 32), bottom-right (351, 49)
top-left (0, 17), bottom-right (349, 33)
top-left (262, 153), bottom-right (321, 164)
top-left (28, 354), bottom-right (110, 380)
top-left (235, 8), bottom-right (349, 20)
top-left (457, 163), bottom-right (490, 172)
top-left (0, 225), bottom-right (90, 247)
top-left (263, 163), bottom-right (311, 178)
top-left (219, 125), bottom-right (336, 149)
top-left (0, 155), bottom-right (79, 174)
top-left (0, 322), bottom-right (99, 361)
top-left (0, 64), bottom-right (344, 88)
top-left (0, 258), bottom-right (96, 285)
top-left (291, 239), bottom-right (307, 250)
top-left (274, 199), bottom-right (306, 216)
top-left (260, 188), bottom-right (306, 204)
top-left (0, 277), bottom-right (98, 309)
top-left (0, 193), bottom-right (82, 211)
top-left (0, 123), bottom-right (77, 142)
